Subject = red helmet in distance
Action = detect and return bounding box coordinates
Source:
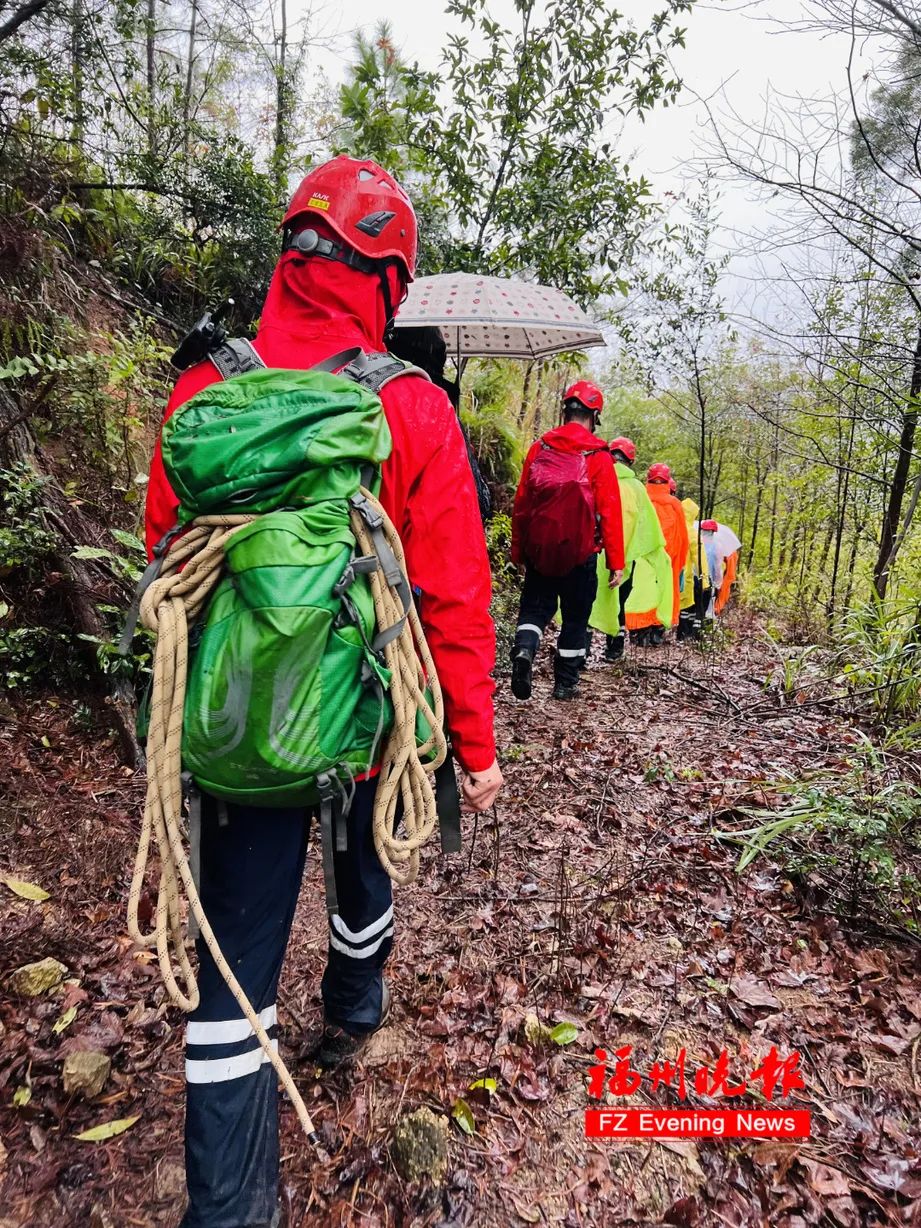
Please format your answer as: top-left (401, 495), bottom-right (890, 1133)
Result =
top-left (563, 380), bottom-right (604, 417)
top-left (609, 436), bottom-right (636, 463)
top-left (669, 477), bottom-right (678, 495)
top-left (647, 462), bottom-right (672, 484)
top-left (283, 155), bottom-right (418, 280)
top-left (701, 519), bottom-right (718, 532)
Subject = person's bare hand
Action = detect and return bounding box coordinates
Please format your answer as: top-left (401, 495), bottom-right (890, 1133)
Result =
top-left (461, 758), bottom-right (504, 812)
top-left (608, 568), bottom-right (625, 589)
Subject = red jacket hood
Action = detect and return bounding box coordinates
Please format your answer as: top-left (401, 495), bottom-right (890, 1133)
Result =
top-left (258, 218), bottom-right (405, 355)
top-left (145, 233), bottom-right (496, 774)
top-left (540, 421), bottom-right (606, 453)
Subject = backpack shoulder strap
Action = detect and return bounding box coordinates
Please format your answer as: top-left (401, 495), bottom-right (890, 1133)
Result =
top-left (209, 338), bottom-right (266, 380)
top-left (338, 351), bottom-right (431, 395)
top-left (209, 341), bottom-right (368, 382)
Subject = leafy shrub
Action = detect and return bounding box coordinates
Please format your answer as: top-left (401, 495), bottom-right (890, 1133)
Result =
top-left (715, 736), bottom-right (920, 931)
top-left (0, 624), bottom-right (75, 690)
top-left (0, 464), bottom-right (56, 573)
top-left (840, 593), bottom-right (921, 726)
top-left (461, 406), bottom-right (522, 513)
top-left (486, 512), bottom-right (520, 672)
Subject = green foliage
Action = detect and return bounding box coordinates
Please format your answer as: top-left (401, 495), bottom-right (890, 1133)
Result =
top-left (715, 737), bottom-right (920, 930)
top-left (840, 594), bottom-right (921, 727)
top-left (461, 404), bottom-right (522, 499)
top-left (111, 136), bottom-right (280, 324)
top-left (336, 21), bottom-right (453, 276)
top-left (0, 464), bottom-right (55, 573)
top-left (485, 513), bottom-right (520, 670)
top-left (343, 0), bottom-right (692, 301)
top-left (0, 625), bottom-right (78, 691)
top-left (550, 1022), bottom-right (579, 1046)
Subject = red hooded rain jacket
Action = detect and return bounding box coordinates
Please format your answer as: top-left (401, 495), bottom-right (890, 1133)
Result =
top-left (145, 238), bottom-right (496, 774)
top-left (510, 422), bottom-right (625, 573)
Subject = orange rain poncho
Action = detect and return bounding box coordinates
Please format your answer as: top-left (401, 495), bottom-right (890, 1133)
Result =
top-left (640, 482), bottom-right (689, 627)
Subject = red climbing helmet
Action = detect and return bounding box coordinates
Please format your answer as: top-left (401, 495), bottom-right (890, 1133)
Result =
top-left (282, 155), bottom-right (418, 280)
top-left (701, 519), bottom-right (718, 532)
top-left (563, 380), bottom-right (604, 416)
top-left (669, 477), bottom-right (678, 495)
top-left (647, 462), bottom-right (672, 483)
top-left (609, 436), bottom-right (636, 463)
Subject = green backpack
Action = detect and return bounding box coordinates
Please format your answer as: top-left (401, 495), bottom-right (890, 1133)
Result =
top-left (157, 342), bottom-right (423, 809)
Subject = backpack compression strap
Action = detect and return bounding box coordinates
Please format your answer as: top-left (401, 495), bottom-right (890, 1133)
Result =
top-left (338, 350), bottom-right (430, 394)
top-left (208, 337), bottom-right (265, 379)
top-left (206, 339), bottom-right (428, 390)
top-left (208, 339), bottom-right (367, 380)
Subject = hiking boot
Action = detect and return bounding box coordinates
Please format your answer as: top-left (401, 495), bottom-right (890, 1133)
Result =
top-left (511, 651), bottom-right (533, 700)
top-left (605, 634), bottom-right (625, 662)
top-left (552, 681), bottom-right (577, 701)
top-left (312, 980), bottom-right (391, 1070)
top-left (649, 627), bottom-right (665, 647)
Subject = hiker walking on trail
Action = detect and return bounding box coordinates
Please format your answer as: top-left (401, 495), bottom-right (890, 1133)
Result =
top-left (634, 463), bottom-right (688, 647)
top-left (510, 381), bottom-right (624, 702)
top-left (678, 495), bottom-right (709, 641)
top-left (698, 518), bottom-right (722, 619)
top-left (144, 156), bottom-right (502, 1228)
top-left (589, 437), bottom-right (671, 661)
top-left (713, 522), bottom-right (742, 615)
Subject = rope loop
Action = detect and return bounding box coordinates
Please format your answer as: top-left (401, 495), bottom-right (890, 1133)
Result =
top-left (128, 494), bottom-right (446, 1144)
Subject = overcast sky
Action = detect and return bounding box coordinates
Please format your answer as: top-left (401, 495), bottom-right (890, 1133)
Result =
top-left (310, 0), bottom-right (864, 326)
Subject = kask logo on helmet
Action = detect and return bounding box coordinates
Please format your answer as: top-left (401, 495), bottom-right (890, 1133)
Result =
top-left (307, 194), bottom-right (330, 211)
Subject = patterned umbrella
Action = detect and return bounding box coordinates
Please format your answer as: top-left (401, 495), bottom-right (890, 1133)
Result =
top-left (395, 272), bottom-right (605, 360)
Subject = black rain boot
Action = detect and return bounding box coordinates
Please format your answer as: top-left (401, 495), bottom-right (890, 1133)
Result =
top-left (511, 650), bottom-right (534, 700)
top-left (578, 630), bottom-right (592, 670)
top-left (605, 634), bottom-right (625, 662)
top-left (312, 981), bottom-right (391, 1070)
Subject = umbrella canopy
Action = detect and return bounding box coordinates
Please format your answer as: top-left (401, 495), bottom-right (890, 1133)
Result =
top-left (395, 272), bottom-right (605, 361)
top-left (713, 523), bottom-right (742, 558)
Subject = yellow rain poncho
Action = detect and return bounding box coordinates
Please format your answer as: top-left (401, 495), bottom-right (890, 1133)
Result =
top-left (590, 462), bottom-right (672, 635)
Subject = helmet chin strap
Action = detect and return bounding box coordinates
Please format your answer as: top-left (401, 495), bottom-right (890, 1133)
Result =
top-left (379, 267), bottom-right (396, 346)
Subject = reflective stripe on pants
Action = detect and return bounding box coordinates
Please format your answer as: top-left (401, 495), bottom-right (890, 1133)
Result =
top-left (513, 558), bottom-right (599, 687)
top-left (181, 779), bottom-right (392, 1228)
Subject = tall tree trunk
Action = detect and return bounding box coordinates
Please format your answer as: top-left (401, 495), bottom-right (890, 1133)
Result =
top-left (747, 469), bottom-right (763, 568)
top-left (809, 520), bottom-right (835, 606)
top-left (518, 361), bottom-right (535, 426)
top-left (738, 456), bottom-right (750, 550)
top-left (0, 0), bottom-right (53, 43)
top-left (146, 0), bottom-right (157, 160)
top-left (767, 417), bottom-right (780, 566)
top-left (874, 318), bottom-right (921, 599)
top-left (273, 0), bottom-right (290, 203)
top-left (70, 0), bottom-right (84, 152)
top-left (828, 409), bottom-right (857, 620)
top-left (182, 0), bottom-right (199, 165)
top-left (841, 521), bottom-right (861, 615)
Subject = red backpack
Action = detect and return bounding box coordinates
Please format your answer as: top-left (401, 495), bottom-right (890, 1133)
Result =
top-left (519, 442), bottom-right (602, 576)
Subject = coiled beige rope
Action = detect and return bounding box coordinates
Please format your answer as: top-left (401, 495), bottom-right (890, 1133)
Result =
top-left (127, 492), bottom-right (446, 1145)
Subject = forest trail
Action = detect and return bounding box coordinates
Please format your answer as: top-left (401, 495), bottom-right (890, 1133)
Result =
top-left (1, 611), bottom-right (919, 1227)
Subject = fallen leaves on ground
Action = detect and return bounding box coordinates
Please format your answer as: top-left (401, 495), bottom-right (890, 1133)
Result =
top-left (0, 609), bottom-right (919, 1225)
